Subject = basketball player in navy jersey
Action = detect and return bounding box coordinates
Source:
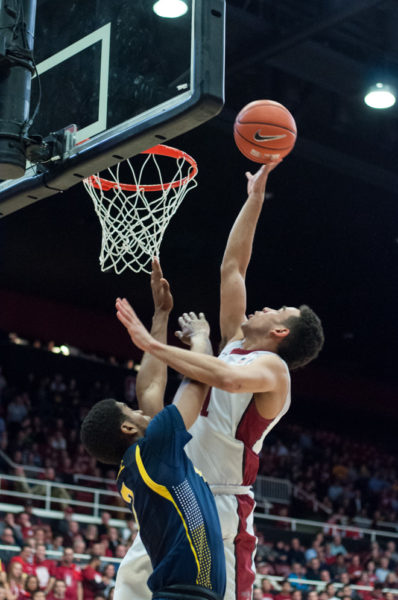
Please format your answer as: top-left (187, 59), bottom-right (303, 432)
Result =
top-left (115, 162), bottom-right (324, 600)
top-left (81, 261), bottom-right (226, 600)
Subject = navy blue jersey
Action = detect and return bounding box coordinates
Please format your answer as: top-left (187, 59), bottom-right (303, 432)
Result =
top-left (117, 405), bottom-right (226, 597)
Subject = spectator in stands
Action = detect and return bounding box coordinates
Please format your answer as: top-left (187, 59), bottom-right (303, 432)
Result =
top-left (63, 522), bottom-right (81, 548)
top-left (16, 512), bottom-right (34, 540)
top-left (34, 544), bottom-right (55, 592)
top-left (288, 539), bottom-right (306, 565)
top-left (330, 554), bottom-right (347, 579)
top-left (0, 528), bottom-right (17, 564)
top-left (384, 572), bottom-right (397, 589)
top-left (81, 555), bottom-right (105, 600)
top-left (0, 516), bottom-right (23, 547)
top-left (113, 545), bottom-right (126, 562)
top-left (364, 561), bottom-right (378, 585)
top-left (83, 526), bottom-right (98, 548)
top-left (260, 579), bottom-right (273, 600)
top-left (253, 588), bottom-right (263, 600)
top-left (97, 515), bottom-right (111, 539)
top-left (21, 575), bottom-right (40, 599)
top-left (72, 540), bottom-right (86, 557)
top-left (31, 591), bottom-right (45, 600)
top-left (5, 560), bottom-right (25, 598)
top-left (330, 536), bottom-right (348, 557)
top-left (305, 541), bottom-right (320, 563)
top-left (21, 503), bottom-right (42, 528)
top-left (9, 545), bottom-right (35, 575)
top-left (53, 548), bottom-right (82, 600)
top-left (105, 529), bottom-right (119, 557)
top-left (291, 591), bottom-right (302, 600)
top-left (325, 583), bottom-right (339, 600)
top-left (47, 536), bottom-right (64, 555)
top-left (288, 563), bottom-right (308, 591)
top-left (319, 570), bottom-right (331, 584)
top-left (308, 592), bottom-right (319, 600)
top-left (347, 555), bottom-right (363, 583)
top-left (375, 557), bottom-right (390, 583)
top-left (46, 580), bottom-right (66, 600)
top-left (306, 558), bottom-right (323, 581)
top-left (275, 580), bottom-right (292, 600)
top-left (101, 565), bottom-right (115, 598)
top-left (7, 395), bottom-right (29, 429)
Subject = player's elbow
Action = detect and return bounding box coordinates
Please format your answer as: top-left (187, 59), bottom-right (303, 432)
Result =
top-left (220, 257), bottom-right (242, 277)
top-left (219, 373), bottom-right (244, 393)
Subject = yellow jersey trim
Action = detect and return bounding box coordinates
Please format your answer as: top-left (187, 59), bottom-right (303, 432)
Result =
top-left (135, 445), bottom-right (200, 582)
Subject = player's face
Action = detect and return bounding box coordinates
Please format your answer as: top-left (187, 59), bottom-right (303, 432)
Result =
top-left (118, 403), bottom-right (151, 437)
top-left (243, 305), bottom-right (300, 334)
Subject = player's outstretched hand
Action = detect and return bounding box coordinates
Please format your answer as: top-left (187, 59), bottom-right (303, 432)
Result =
top-left (246, 160), bottom-right (281, 197)
top-left (151, 257), bottom-right (173, 314)
top-left (175, 312), bottom-right (210, 346)
top-left (116, 298), bottom-right (153, 352)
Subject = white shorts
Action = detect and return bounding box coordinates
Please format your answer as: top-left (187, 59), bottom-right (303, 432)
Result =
top-left (114, 493), bottom-right (257, 600)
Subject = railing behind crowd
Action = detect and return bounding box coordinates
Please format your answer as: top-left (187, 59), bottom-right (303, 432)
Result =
top-left (1, 473), bottom-right (398, 544)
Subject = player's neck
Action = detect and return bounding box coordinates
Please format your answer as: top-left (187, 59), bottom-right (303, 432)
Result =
top-left (240, 335), bottom-right (277, 353)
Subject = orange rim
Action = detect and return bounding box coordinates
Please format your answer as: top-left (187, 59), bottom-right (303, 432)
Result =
top-left (86, 144), bottom-right (197, 192)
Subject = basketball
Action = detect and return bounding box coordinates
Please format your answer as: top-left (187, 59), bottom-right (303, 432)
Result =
top-left (233, 100), bottom-right (297, 163)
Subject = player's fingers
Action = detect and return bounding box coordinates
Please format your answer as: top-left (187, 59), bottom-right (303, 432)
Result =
top-left (199, 312), bottom-right (206, 320)
top-left (189, 311), bottom-right (197, 319)
top-left (178, 316), bottom-right (187, 328)
top-left (175, 331), bottom-right (182, 339)
top-left (161, 278), bottom-right (170, 291)
top-left (183, 312), bottom-right (191, 321)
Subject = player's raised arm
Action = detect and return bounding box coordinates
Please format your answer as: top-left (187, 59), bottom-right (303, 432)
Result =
top-left (173, 312), bottom-right (213, 430)
top-left (135, 258), bottom-right (173, 418)
top-left (219, 162), bottom-right (279, 345)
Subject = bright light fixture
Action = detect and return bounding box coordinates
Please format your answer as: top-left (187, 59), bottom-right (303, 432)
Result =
top-left (153, 0), bottom-right (188, 18)
top-left (364, 83), bottom-right (396, 109)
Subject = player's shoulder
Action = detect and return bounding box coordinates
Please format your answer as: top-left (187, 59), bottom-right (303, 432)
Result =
top-left (256, 351), bottom-right (288, 371)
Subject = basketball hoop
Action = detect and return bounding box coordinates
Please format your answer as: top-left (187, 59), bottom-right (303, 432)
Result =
top-left (83, 144), bottom-right (198, 274)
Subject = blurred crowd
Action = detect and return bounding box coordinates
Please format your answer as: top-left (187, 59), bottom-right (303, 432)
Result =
top-left (1, 508), bottom-right (398, 600)
top-left (0, 508), bottom-right (136, 600)
top-left (252, 529), bottom-right (398, 600)
top-left (259, 425), bottom-right (398, 529)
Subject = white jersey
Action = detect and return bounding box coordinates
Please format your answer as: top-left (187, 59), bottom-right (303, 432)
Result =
top-left (184, 339), bottom-right (291, 487)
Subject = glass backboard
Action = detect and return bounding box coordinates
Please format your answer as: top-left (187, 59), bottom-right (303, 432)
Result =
top-left (0, 0), bottom-right (225, 216)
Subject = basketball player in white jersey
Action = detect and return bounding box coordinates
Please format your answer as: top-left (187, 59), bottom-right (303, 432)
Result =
top-left (115, 162), bottom-right (324, 600)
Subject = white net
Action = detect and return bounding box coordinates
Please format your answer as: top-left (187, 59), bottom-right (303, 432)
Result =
top-left (83, 146), bottom-right (198, 274)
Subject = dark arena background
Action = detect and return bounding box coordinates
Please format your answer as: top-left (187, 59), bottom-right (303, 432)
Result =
top-left (0, 1), bottom-right (398, 600)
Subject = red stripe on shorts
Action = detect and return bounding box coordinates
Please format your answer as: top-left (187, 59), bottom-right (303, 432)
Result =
top-left (234, 494), bottom-right (256, 600)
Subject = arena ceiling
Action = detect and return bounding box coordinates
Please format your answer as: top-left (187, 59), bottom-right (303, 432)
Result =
top-left (1, 0), bottom-right (397, 392)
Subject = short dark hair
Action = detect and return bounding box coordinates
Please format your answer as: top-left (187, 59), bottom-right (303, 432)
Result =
top-left (81, 399), bottom-right (135, 465)
top-left (277, 305), bottom-right (324, 370)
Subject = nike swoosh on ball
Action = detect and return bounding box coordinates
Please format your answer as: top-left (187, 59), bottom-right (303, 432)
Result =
top-left (254, 131), bottom-right (287, 141)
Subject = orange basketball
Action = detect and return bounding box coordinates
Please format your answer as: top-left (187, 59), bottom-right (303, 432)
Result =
top-left (233, 100), bottom-right (297, 163)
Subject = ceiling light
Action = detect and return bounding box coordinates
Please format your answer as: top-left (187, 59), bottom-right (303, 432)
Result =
top-left (153, 0), bottom-right (188, 18)
top-left (364, 83), bottom-right (396, 109)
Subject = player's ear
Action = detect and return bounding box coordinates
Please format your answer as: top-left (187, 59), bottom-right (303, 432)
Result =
top-left (120, 420), bottom-right (138, 435)
top-left (271, 326), bottom-right (290, 340)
